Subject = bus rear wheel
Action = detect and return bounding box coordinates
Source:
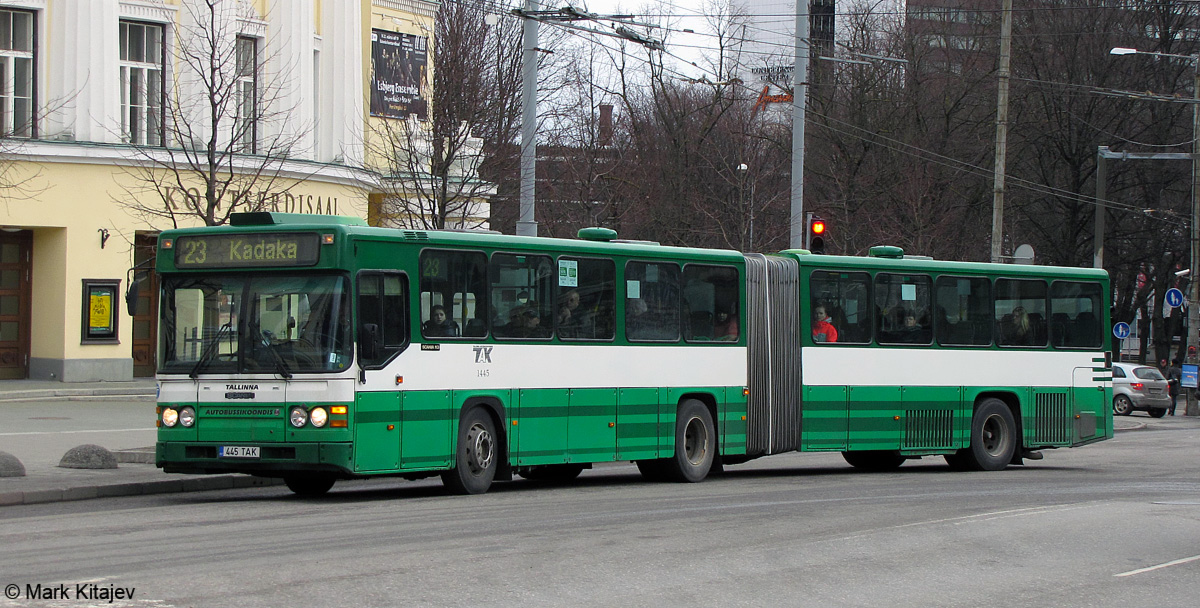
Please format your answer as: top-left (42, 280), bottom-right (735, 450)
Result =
top-left (665, 399), bottom-right (715, 483)
top-left (284, 474), bottom-right (336, 497)
top-left (842, 450), bottom-right (905, 471)
top-left (952, 398), bottom-right (1017, 471)
top-left (441, 408), bottom-right (498, 495)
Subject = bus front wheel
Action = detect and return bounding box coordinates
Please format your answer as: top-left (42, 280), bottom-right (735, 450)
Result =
top-left (666, 399), bottom-right (715, 483)
top-left (950, 398), bottom-right (1017, 472)
top-left (442, 407), bottom-right (499, 495)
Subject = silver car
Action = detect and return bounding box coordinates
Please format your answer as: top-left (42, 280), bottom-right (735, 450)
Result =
top-left (1112, 362), bottom-right (1172, 417)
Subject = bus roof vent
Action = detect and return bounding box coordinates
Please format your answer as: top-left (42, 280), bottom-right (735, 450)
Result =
top-left (402, 231), bottom-right (430, 240)
top-left (229, 212), bottom-right (368, 227)
top-left (868, 245), bottom-right (905, 259)
top-left (578, 227), bottom-right (618, 242)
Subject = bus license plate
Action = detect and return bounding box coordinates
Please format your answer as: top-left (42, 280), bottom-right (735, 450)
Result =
top-left (219, 446), bottom-right (260, 458)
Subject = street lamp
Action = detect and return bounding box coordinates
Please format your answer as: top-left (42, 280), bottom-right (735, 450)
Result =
top-left (1111, 46), bottom-right (1200, 417)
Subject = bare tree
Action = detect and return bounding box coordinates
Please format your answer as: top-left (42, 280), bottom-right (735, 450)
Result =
top-left (119, 0), bottom-right (308, 228)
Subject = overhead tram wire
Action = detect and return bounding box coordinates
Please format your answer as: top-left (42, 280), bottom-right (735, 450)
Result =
top-left (808, 109), bottom-right (1186, 222)
top-left (444, 1), bottom-right (1188, 224)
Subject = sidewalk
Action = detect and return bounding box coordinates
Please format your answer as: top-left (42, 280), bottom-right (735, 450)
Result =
top-left (0, 379), bottom-right (280, 507)
top-left (0, 379), bottom-right (1178, 507)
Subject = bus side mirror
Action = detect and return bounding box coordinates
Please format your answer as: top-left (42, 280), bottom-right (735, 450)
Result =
top-left (125, 282), bottom-right (140, 316)
top-left (360, 323), bottom-right (381, 362)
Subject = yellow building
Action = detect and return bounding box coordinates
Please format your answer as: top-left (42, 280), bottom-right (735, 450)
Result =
top-left (0, 0), bottom-right (476, 381)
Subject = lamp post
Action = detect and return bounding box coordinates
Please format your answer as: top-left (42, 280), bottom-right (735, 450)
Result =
top-left (1111, 47), bottom-right (1200, 416)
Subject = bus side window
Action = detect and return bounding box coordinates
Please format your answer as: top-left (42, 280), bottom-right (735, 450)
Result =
top-left (420, 249), bottom-right (487, 340)
top-left (625, 261), bottom-right (680, 342)
top-left (557, 257), bottom-right (615, 341)
top-left (809, 270), bottom-right (871, 344)
top-left (682, 264), bottom-right (739, 342)
top-left (1050, 281), bottom-right (1103, 349)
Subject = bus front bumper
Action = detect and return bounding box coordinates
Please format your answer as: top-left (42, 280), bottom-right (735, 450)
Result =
top-left (156, 441), bottom-right (354, 476)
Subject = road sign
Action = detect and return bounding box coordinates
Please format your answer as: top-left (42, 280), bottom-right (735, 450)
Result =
top-left (1113, 322), bottom-right (1131, 340)
top-left (1166, 288), bottom-right (1185, 308)
top-left (1183, 364), bottom-right (1198, 389)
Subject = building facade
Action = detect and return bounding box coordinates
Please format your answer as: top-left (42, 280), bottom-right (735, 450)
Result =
top-left (0, 0), bottom-right (475, 382)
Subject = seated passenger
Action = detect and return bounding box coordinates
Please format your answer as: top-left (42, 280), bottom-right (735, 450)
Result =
top-left (422, 305), bottom-right (460, 337)
top-left (812, 304), bottom-right (838, 343)
top-left (714, 310), bottom-right (739, 341)
top-left (1001, 306), bottom-right (1033, 345)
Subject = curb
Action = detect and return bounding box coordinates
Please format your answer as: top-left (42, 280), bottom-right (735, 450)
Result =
top-left (0, 475), bottom-right (285, 507)
top-left (0, 390), bottom-right (156, 403)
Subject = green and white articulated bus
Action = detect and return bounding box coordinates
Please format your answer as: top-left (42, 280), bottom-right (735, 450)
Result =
top-left (150, 213), bottom-right (1112, 496)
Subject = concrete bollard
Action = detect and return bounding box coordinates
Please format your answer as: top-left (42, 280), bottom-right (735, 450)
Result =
top-left (58, 444), bottom-right (119, 469)
top-left (0, 450), bottom-right (25, 477)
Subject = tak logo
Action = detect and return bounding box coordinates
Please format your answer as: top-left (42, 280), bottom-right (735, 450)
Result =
top-left (473, 345), bottom-right (493, 364)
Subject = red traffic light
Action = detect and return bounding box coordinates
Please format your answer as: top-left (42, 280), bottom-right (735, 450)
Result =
top-left (811, 220), bottom-right (826, 235)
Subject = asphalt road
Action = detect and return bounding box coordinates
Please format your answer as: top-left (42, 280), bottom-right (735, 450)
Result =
top-left (2, 415), bottom-right (1199, 607)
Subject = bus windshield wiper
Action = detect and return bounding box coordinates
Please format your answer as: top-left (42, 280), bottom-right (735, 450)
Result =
top-left (259, 331), bottom-right (293, 379)
top-left (189, 323), bottom-right (232, 379)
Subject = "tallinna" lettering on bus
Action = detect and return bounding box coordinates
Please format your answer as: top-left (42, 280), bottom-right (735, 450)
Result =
top-left (228, 238), bottom-right (298, 262)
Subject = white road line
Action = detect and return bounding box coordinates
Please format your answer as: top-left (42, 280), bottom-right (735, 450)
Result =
top-left (0, 428), bottom-right (151, 436)
top-left (1115, 554), bottom-right (1200, 577)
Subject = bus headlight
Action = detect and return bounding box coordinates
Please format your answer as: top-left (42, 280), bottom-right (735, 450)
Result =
top-left (289, 406), bottom-right (308, 428)
top-left (162, 407), bottom-right (179, 427)
top-left (309, 407), bottom-right (328, 428)
top-left (179, 407), bottom-right (196, 428)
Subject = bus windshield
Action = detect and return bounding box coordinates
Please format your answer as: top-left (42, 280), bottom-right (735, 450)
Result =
top-left (159, 274), bottom-right (352, 375)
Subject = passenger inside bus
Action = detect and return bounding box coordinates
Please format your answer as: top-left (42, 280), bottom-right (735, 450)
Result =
top-left (812, 304), bottom-right (838, 343)
top-left (422, 305), bottom-right (461, 337)
top-left (714, 309), bottom-right (738, 341)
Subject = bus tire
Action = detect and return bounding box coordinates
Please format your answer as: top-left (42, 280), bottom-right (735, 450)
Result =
top-left (441, 407), bottom-right (498, 495)
top-left (666, 399), bottom-right (715, 483)
top-left (842, 450), bottom-right (905, 471)
top-left (962, 398), bottom-right (1017, 471)
top-left (284, 474), bottom-right (336, 497)
top-left (518, 464), bottom-right (585, 482)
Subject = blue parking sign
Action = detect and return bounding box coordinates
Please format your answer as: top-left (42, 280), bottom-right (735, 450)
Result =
top-left (1182, 364), bottom-right (1198, 389)
top-left (1166, 288), bottom-right (1185, 308)
top-left (1113, 322), bottom-right (1131, 340)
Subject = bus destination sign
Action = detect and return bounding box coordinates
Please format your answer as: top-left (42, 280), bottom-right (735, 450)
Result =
top-left (174, 233), bottom-right (322, 268)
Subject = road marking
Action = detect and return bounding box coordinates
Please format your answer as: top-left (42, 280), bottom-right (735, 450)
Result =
top-left (0, 428), bottom-right (151, 436)
top-left (1115, 554), bottom-right (1200, 577)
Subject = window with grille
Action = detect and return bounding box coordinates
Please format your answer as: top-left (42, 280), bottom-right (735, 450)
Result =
top-left (119, 21), bottom-right (164, 145)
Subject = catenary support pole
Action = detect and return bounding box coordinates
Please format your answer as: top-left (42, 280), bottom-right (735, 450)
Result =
top-left (990, 0), bottom-right (1013, 263)
top-left (517, 0), bottom-right (539, 237)
top-left (790, 1), bottom-right (809, 249)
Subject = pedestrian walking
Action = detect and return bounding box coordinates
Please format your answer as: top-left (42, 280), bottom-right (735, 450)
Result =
top-left (1165, 360), bottom-right (1181, 416)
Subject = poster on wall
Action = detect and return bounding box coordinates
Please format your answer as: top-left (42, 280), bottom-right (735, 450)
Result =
top-left (81, 280), bottom-right (119, 343)
top-left (370, 29), bottom-right (429, 120)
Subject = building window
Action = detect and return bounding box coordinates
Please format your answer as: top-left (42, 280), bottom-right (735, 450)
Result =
top-left (120, 21), bottom-right (164, 145)
top-left (0, 9), bottom-right (35, 137)
top-left (236, 36), bottom-right (258, 153)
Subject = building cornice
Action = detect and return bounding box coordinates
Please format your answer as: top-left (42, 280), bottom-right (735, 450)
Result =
top-left (119, 0), bottom-right (176, 23)
top-left (7, 139), bottom-right (383, 191)
top-left (374, 0), bottom-right (439, 20)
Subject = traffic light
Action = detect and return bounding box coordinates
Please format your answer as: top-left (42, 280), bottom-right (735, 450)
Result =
top-left (807, 214), bottom-right (827, 254)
